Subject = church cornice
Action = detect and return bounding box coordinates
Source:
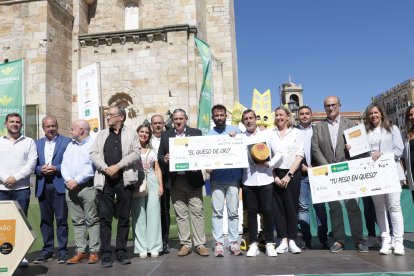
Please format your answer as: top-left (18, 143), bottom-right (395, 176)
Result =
top-left (78, 24), bottom-right (198, 47)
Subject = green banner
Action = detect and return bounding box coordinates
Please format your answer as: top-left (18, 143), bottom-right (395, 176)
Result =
top-left (0, 59), bottom-right (24, 136)
top-left (194, 37), bottom-right (212, 134)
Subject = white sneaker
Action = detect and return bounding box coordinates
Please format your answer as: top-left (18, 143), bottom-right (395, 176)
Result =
top-left (394, 242), bottom-right (405, 256)
top-left (390, 236), bottom-right (396, 250)
top-left (139, 252), bottom-right (148, 259)
top-left (246, 242), bottom-right (260, 257)
top-left (366, 236), bottom-right (381, 248)
top-left (150, 252), bottom-right (159, 258)
top-left (288, 240), bottom-right (301, 254)
top-left (276, 240), bottom-right (289, 254)
top-left (379, 242), bottom-right (391, 255)
top-left (265, 243), bottom-right (277, 257)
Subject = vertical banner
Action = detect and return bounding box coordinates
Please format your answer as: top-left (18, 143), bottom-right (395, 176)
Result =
top-left (194, 37), bottom-right (213, 134)
top-left (77, 63), bottom-right (101, 137)
top-left (0, 60), bottom-right (24, 136)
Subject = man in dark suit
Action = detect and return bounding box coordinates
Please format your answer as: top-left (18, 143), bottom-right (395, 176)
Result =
top-left (311, 96), bottom-right (368, 253)
top-left (158, 108), bottom-right (209, 257)
top-left (34, 116), bottom-right (71, 264)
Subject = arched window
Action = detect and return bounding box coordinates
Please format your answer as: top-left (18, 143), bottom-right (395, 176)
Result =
top-left (125, 3), bottom-right (139, 30)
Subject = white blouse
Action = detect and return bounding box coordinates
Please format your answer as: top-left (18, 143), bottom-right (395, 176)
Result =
top-left (271, 127), bottom-right (304, 170)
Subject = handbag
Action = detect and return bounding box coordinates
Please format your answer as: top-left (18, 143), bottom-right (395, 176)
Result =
top-left (132, 172), bottom-right (148, 198)
top-left (132, 149), bottom-right (150, 198)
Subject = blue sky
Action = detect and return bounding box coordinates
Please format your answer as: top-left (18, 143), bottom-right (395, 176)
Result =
top-left (234, 1), bottom-right (414, 112)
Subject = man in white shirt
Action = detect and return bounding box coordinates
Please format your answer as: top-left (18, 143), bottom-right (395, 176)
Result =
top-left (150, 114), bottom-right (170, 254)
top-left (0, 113), bottom-right (37, 266)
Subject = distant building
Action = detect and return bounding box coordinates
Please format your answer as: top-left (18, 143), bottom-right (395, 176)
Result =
top-left (371, 78), bottom-right (414, 130)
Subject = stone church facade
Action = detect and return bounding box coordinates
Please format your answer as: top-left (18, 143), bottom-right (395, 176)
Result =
top-left (0, 0), bottom-right (238, 137)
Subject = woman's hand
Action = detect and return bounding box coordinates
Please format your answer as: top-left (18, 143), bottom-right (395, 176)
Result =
top-left (280, 174), bottom-right (291, 189)
top-left (274, 176), bottom-right (284, 188)
top-left (371, 151), bottom-right (382, 161)
top-left (158, 185), bottom-right (164, 197)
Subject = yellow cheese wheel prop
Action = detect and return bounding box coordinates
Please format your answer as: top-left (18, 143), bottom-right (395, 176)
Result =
top-left (250, 142), bottom-right (270, 162)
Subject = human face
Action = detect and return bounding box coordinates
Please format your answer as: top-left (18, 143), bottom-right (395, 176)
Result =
top-left (368, 106), bottom-right (382, 127)
top-left (324, 96), bottom-right (340, 120)
top-left (151, 116), bottom-right (164, 136)
top-left (43, 117), bottom-right (58, 140)
top-left (409, 108), bottom-right (414, 126)
top-left (138, 126), bottom-right (150, 145)
top-left (172, 111), bottom-right (187, 133)
top-left (5, 116), bottom-right (22, 136)
top-left (274, 109), bottom-right (290, 130)
top-left (242, 111), bottom-right (257, 133)
top-left (212, 108), bottom-right (226, 127)
top-left (106, 107), bottom-right (123, 128)
top-left (69, 122), bottom-right (83, 142)
top-left (298, 108), bottom-right (312, 127)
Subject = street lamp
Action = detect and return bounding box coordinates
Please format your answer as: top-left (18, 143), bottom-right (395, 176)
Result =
top-left (287, 99), bottom-right (299, 118)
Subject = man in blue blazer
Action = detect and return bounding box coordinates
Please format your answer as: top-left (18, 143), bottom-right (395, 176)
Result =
top-left (34, 116), bottom-right (71, 264)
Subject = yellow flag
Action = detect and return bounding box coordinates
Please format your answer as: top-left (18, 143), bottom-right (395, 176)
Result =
top-left (230, 101), bottom-right (247, 125)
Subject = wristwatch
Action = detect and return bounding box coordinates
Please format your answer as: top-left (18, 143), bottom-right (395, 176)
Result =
top-left (287, 171), bottom-right (293, 177)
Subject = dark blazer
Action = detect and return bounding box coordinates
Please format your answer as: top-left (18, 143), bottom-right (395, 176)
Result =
top-left (311, 117), bottom-right (355, 166)
top-left (158, 127), bottom-right (204, 189)
top-left (35, 134), bottom-right (71, 197)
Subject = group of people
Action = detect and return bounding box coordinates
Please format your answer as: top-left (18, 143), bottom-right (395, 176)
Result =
top-left (0, 95), bottom-right (413, 268)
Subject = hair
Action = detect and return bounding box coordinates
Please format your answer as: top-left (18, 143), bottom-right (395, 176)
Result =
top-left (364, 103), bottom-right (391, 133)
top-left (241, 109), bottom-right (256, 120)
top-left (76, 119), bottom-right (91, 133)
top-left (42, 115), bottom-right (58, 127)
top-left (298, 105), bottom-right (312, 114)
top-left (109, 106), bottom-right (127, 122)
top-left (405, 104), bottom-right (414, 136)
top-left (274, 106), bottom-right (293, 128)
top-left (150, 114), bottom-right (164, 124)
top-left (5, 113), bottom-right (22, 123)
top-left (172, 108), bottom-right (188, 119)
top-left (136, 124), bottom-right (152, 148)
top-left (211, 104), bottom-right (227, 115)
top-left (324, 96), bottom-right (341, 107)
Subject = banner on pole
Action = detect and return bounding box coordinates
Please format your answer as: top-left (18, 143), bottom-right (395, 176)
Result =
top-left (195, 37), bottom-right (213, 134)
top-left (77, 63), bottom-right (101, 137)
top-left (0, 59), bottom-right (24, 136)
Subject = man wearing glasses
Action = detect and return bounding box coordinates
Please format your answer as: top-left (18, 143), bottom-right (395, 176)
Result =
top-left (311, 96), bottom-right (368, 253)
top-left (90, 106), bottom-right (140, 267)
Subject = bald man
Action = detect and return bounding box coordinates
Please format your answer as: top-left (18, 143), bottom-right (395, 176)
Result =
top-left (62, 120), bottom-right (100, 264)
top-left (311, 96), bottom-right (368, 253)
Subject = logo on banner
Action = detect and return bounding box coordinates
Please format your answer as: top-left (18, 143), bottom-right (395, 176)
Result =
top-left (0, 67), bottom-right (13, 76)
top-left (0, 220), bottom-right (16, 255)
top-left (312, 166), bottom-right (329, 176)
top-left (0, 95), bottom-right (13, 106)
top-left (331, 163), bottom-right (349, 173)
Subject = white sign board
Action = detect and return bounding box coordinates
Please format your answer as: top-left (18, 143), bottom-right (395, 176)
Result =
top-left (344, 124), bottom-right (370, 157)
top-left (169, 135), bottom-right (249, 171)
top-left (0, 201), bottom-right (35, 276)
top-left (309, 153), bottom-right (401, 204)
top-left (77, 63), bottom-right (101, 137)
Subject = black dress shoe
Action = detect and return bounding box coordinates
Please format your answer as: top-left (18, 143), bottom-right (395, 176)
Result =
top-left (163, 242), bottom-right (170, 254)
top-left (116, 254), bottom-right (131, 265)
top-left (321, 241), bottom-right (330, 250)
top-left (33, 253), bottom-right (53, 264)
top-left (101, 256), bottom-right (113, 268)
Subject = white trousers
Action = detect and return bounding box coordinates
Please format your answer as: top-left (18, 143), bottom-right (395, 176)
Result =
top-left (372, 192), bottom-right (404, 244)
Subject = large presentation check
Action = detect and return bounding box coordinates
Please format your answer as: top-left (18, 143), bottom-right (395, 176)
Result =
top-left (309, 153), bottom-right (401, 204)
top-left (169, 135), bottom-right (249, 171)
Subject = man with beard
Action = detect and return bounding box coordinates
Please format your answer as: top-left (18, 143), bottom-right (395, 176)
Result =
top-left (207, 104), bottom-right (243, 257)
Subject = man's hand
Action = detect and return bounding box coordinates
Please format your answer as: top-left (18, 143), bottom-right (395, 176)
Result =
top-left (164, 153), bottom-right (170, 164)
top-left (301, 164), bottom-right (309, 173)
top-left (4, 176), bottom-right (16, 187)
top-left (41, 164), bottom-right (57, 175)
top-left (66, 179), bottom-right (79, 191)
top-left (105, 164), bottom-right (121, 178)
top-left (206, 169), bottom-right (213, 174)
top-left (256, 162), bottom-right (269, 168)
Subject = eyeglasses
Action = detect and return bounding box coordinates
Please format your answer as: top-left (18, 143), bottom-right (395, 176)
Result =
top-left (105, 113), bottom-right (120, 119)
top-left (324, 103), bottom-right (339, 109)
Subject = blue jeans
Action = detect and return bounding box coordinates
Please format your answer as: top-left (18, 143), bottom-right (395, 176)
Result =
top-left (298, 176), bottom-right (328, 244)
top-left (0, 188), bottom-right (30, 216)
top-left (211, 181), bottom-right (240, 244)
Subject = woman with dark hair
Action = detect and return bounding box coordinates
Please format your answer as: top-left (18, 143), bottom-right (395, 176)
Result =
top-left (364, 103), bottom-right (404, 255)
top-left (271, 106), bottom-right (304, 254)
top-left (131, 124), bottom-right (164, 258)
top-left (403, 104), bottom-right (414, 202)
